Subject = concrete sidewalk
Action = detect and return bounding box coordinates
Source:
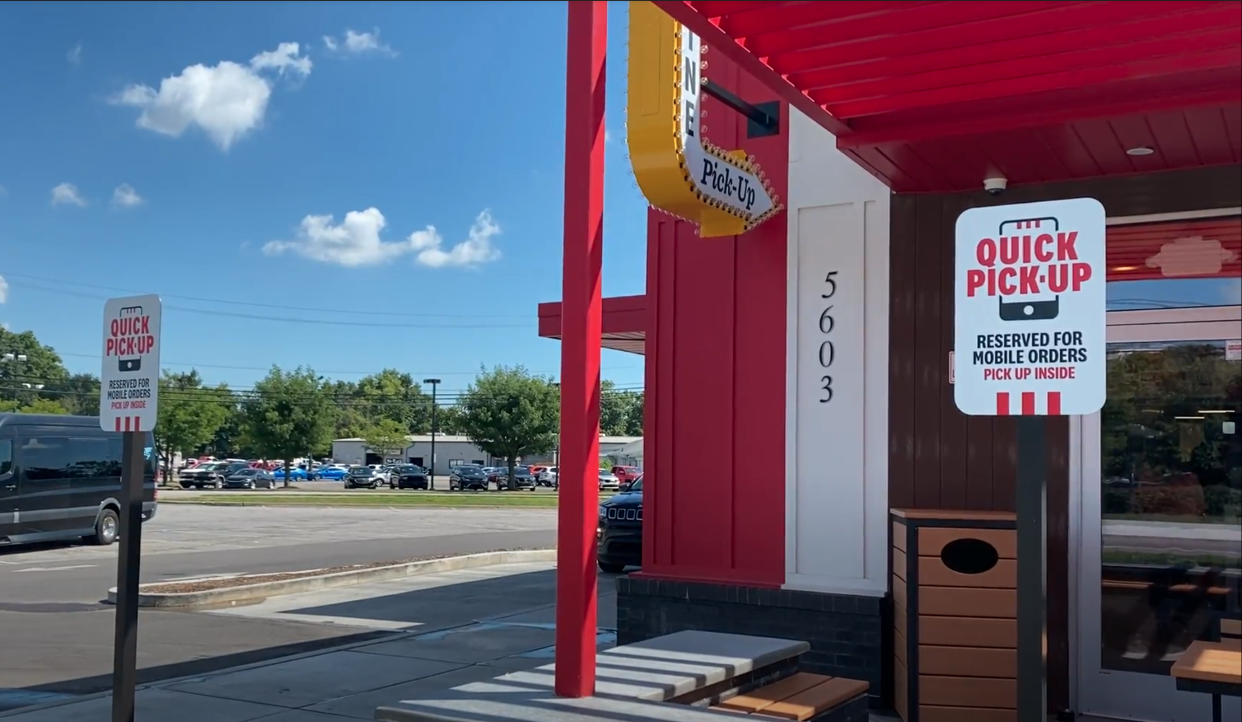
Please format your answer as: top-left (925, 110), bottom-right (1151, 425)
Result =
top-left (0, 561), bottom-right (617, 722)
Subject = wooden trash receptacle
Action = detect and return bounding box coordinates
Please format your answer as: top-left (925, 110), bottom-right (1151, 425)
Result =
top-left (891, 509), bottom-right (1018, 722)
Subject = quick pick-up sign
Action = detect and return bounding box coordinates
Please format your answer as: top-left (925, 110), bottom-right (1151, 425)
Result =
top-left (954, 198), bottom-right (1106, 417)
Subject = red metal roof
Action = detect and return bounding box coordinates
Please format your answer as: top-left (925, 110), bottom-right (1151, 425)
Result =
top-left (538, 294), bottom-right (646, 355)
top-left (654, 1), bottom-right (1242, 192)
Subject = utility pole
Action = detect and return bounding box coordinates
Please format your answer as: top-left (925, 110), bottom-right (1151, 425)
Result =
top-left (424, 378), bottom-right (441, 490)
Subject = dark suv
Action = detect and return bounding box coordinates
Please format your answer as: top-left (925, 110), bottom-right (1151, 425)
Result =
top-left (449, 465), bottom-right (488, 491)
top-left (180, 461), bottom-right (249, 489)
top-left (391, 465), bottom-right (429, 490)
top-left (597, 476), bottom-right (642, 573)
top-left (492, 466), bottom-right (536, 491)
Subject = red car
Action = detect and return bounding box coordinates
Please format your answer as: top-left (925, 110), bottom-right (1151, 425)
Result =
top-left (612, 465), bottom-right (642, 483)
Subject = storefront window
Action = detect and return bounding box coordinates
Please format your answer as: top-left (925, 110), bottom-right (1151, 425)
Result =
top-left (1108, 277), bottom-right (1242, 311)
top-left (1098, 337), bottom-right (1241, 675)
top-left (1105, 215), bottom-right (1240, 311)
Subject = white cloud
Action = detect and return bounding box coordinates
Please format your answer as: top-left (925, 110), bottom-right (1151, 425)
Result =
top-left (51, 182), bottom-right (87, 207)
top-left (263, 208), bottom-right (501, 269)
top-left (249, 42), bottom-right (313, 77)
top-left (414, 210), bottom-right (502, 269)
top-left (323, 28), bottom-right (396, 57)
top-left (68, 42), bottom-right (83, 64)
top-left (604, 129), bottom-right (612, 143)
top-left (112, 183), bottom-right (144, 208)
top-left (109, 42), bottom-right (311, 151)
top-left (0, 184), bottom-right (7, 195)
top-left (0, 274), bottom-right (8, 303)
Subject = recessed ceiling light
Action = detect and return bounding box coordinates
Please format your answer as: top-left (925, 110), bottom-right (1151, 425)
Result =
top-left (1126, 146), bottom-right (1155, 156)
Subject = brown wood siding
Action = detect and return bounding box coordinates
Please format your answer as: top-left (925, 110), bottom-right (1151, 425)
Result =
top-left (887, 164), bottom-right (1242, 715)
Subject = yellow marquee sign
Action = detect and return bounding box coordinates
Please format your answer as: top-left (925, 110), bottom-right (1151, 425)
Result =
top-left (626, 1), bottom-right (781, 238)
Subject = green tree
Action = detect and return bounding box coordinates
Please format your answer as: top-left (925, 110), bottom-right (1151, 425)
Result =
top-left (154, 370), bottom-right (232, 484)
top-left (355, 369), bottom-right (433, 431)
top-left (458, 365), bottom-right (559, 489)
top-left (45, 373), bottom-right (102, 416)
top-left (239, 366), bottom-right (337, 487)
top-left (0, 397), bottom-right (69, 414)
top-left (364, 418), bottom-right (410, 461)
top-left (624, 391), bottom-right (645, 436)
top-left (600, 381), bottom-right (643, 436)
top-left (433, 404), bottom-right (468, 435)
top-left (0, 327), bottom-right (71, 408)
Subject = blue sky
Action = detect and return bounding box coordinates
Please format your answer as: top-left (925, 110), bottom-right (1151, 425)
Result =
top-left (0, 1), bottom-right (646, 396)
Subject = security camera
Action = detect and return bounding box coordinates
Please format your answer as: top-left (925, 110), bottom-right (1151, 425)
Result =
top-left (984, 176), bottom-right (1008, 195)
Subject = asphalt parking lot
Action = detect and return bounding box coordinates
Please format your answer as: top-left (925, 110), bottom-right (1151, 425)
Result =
top-left (0, 504), bottom-right (559, 709)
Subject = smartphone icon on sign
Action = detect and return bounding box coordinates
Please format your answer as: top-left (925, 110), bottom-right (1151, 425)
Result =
top-left (997, 217), bottom-right (1060, 322)
top-left (118, 305), bottom-right (143, 372)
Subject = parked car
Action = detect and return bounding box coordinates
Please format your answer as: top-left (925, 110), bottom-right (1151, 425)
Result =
top-left (449, 465), bottom-right (489, 491)
top-left (316, 465), bottom-right (349, 480)
top-left (612, 466), bottom-right (642, 483)
top-left (273, 466), bottom-right (309, 481)
top-left (493, 466), bottom-right (535, 490)
top-left (598, 469), bottom-right (621, 491)
top-left (538, 466), bottom-right (558, 488)
top-left (390, 464), bottom-right (429, 490)
top-left (223, 468), bottom-right (277, 490)
top-left (180, 461), bottom-right (249, 489)
top-left (597, 476), bottom-right (642, 573)
top-left (344, 465), bottom-right (381, 489)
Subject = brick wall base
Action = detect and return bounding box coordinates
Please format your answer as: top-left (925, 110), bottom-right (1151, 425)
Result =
top-left (615, 576), bottom-right (889, 708)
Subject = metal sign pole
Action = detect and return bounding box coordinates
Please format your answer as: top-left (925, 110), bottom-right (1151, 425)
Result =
top-left (1016, 416), bottom-right (1047, 722)
top-left (111, 430), bottom-right (146, 722)
top-left (954, 198), bottom-right (1105, 721)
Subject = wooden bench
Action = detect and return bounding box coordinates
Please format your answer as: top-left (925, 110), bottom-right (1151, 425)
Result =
top-left (1220, 617), bottom-right (1240, 641)
top-left (1170, 640), bottom-right (1242, 722)
top-left (710, 672), bottom-right (869, 722)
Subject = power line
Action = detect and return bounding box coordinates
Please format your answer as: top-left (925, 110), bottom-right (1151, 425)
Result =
top-left (10, 282), bottom-right (537, 329)
top-left (46, 350), bottom-right (640, 378)
top-left (1, 374), bottom-right (645, 400)
top-left (1, 272), bottom-right (534, 319)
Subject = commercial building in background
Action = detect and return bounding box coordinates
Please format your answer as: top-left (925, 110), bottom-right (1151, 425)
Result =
top-left (538, 3), bottom-right (1241, 720)
top-left (331, 435), bottom-right (641, 476)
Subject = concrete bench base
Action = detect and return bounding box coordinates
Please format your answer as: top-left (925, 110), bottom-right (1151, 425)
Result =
top-left (375, 631), bottom-right (811, 722)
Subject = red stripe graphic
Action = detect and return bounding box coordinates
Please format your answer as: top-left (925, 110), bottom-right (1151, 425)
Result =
top-left (114, 417), bottom-right (122, 432)
top-left (994, 391), bottom-right (1065, 416)
top-left (134, 417), bottom-right (142, 432)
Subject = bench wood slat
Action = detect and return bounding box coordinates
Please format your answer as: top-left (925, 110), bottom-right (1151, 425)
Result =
top-left (715, 673), bottom-right (829, 714)
top-left (752, 678), bottom-right (869, 721)
top-left (1170, 641), bottom-right (1242, 685)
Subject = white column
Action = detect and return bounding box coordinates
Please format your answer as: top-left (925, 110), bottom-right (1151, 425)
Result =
top-left (784, 109), bottom-right (891, 596)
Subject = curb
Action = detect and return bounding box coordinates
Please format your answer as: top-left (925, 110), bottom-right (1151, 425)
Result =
top-left (106, 549), bottom-right (557, 608)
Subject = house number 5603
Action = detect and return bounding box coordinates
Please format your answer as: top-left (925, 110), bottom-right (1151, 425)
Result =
top-left (819, 271), bottom-right (837, 403)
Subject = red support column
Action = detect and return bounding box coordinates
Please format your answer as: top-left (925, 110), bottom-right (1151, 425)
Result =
top-left (555, 0), bottom-right (606, 699)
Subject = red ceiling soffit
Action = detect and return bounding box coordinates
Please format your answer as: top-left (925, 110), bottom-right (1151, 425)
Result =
top-left (654, 1), bottom-right (1242, 191)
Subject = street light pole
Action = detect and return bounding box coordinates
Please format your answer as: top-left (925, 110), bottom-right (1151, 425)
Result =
top-left (424, 379), bottom-right (441, 490)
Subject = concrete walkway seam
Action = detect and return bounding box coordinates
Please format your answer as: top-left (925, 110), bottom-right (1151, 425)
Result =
top-left (105, 549), bottom-right (557, 608)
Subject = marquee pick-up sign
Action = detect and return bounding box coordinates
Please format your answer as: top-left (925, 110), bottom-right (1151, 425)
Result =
top-left (626, 1), bottom-right (780, 238)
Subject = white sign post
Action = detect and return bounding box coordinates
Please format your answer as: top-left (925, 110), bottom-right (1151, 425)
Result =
top-left (99, 295), bottom-right (162, 432)
top-left (99, 294), bottom-right (161, 722)
top-left (954, 198), bottom-right (1106, 722)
